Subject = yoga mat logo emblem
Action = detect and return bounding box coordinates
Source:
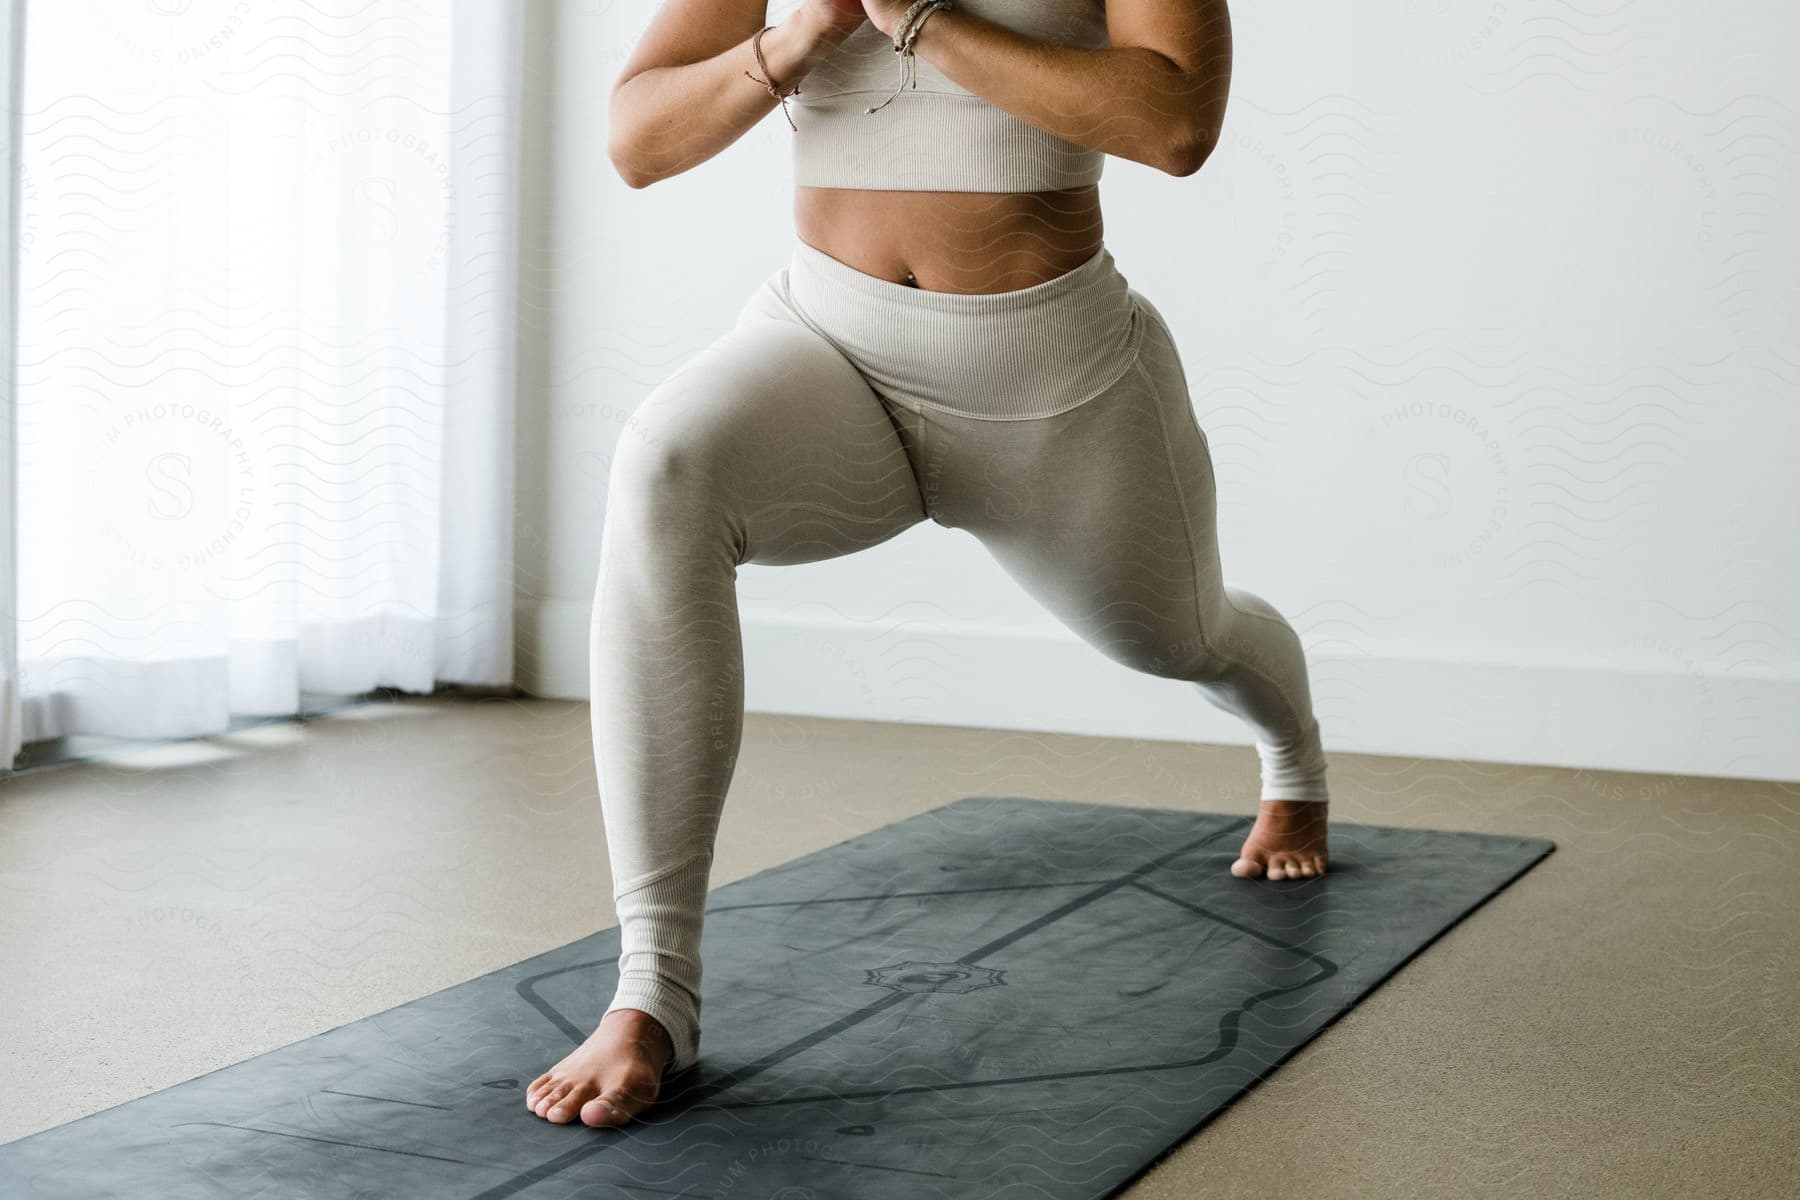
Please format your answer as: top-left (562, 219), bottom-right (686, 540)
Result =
top-left (863, 960), bottom-right (1006, 995)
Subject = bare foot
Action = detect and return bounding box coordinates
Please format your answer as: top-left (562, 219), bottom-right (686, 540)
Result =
top-left (1231, 800), bottom-right (1329, 880)
top-left (525, 1008), bottom-right (674, 1128)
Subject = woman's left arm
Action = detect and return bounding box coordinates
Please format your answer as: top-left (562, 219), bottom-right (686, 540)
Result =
top-left (862, 0), bottom-right (1232, 177)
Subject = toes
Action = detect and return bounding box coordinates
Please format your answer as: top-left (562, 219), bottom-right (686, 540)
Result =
top-left (1230, 855), bottom-right (1265, 879)
top-left (546, 1084), bottom-right (595, 1125)
top-left (581, 1091), bottom-right (634, 1128)
top-left (581, 1076), bottom-right (660, 1128)
top-left (539, 1082), bottom-right (580, 1121)
top-left (525, 1073), bottom-right (553, 1107)
top-left (1235, 841), bottom-right (1330, 882)
top-left (532, 1082), bottom-right (566, 1120)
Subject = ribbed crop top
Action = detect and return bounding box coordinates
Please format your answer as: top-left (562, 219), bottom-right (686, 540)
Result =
top-left (783, 0), bottom-right (1110, 193)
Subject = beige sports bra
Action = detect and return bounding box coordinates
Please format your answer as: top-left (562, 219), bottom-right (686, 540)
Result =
top-left (781, 0), bottom-right (1110, 192)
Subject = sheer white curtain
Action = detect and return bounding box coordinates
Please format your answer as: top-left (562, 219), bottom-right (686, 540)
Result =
top-left (1, 0), bottom-right (20, 764)
top-left (3, 1), bottom-right (521, 759)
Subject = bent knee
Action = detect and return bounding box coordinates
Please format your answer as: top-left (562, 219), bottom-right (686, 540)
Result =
top-left (606, 395), bottom-right (741, 513)
top-left (1091, 597), bottom-right (1239, 682)
top-left (1115, 632), bottom-right (1231, 682)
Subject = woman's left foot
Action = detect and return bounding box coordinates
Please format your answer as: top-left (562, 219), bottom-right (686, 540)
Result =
top-left (1231, 799), bottom-right (1329, 880)
top-left (525, 1008), bottom-right (673, 1128)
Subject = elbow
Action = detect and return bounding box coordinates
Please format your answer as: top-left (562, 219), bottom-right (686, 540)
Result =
top-left (613, 159), bottom-right (655, 190)
top-left (606, 82), bottom-right (659, 189)
top-left (1160, 121), bottom-right (1219, 178)
top-left (606, 125), bottom-right (655, 190)
top-left (608, 142), bottom-right (657, 190)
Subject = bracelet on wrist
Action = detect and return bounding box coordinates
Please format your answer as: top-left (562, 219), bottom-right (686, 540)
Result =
top-left (743, 23), bottom-right (802, 132)
top-left (867, 0), bottom-right (953, 115)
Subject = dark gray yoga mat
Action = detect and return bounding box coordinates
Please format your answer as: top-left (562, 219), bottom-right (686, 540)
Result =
top-left (4, 795), bottom-right (1553, 1199)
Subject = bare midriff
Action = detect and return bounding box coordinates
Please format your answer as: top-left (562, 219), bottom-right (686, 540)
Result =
top-left (794, 183), bottom-right (1104, 294)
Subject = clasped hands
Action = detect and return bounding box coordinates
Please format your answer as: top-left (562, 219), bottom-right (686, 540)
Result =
top-left (810, 0), bottom-right (937, 40)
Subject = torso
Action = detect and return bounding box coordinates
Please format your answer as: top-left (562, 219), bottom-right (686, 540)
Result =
top-left (790, 0), bottom-right (1107, 295)
top-left (794, 183), bottom-right (1104, 293)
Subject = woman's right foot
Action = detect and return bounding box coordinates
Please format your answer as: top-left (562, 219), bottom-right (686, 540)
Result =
top-left (525, 1008), bottom-right (674, 1127)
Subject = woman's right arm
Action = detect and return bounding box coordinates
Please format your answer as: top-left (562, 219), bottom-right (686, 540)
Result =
top-left (608, 1), bottom-right (866, 189)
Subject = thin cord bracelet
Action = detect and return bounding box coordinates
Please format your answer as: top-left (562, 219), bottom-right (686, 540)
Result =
top-left (742, 24), bottom-right (802, 131)
top-left (868, 0), bottom-right (954, 115)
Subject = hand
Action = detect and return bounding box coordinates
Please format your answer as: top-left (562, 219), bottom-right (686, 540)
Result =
top-left (804, 0), bottom-right (869, 31)
top-left (860, 1), bottom-right (918, 40)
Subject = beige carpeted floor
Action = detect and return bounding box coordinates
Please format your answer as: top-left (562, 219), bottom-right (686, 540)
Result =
top-left (1, 695), bottom-right (1794, 1196)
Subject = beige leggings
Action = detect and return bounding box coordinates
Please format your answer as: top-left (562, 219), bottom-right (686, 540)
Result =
top-left (590, 237), bottom-right (1330, 1071)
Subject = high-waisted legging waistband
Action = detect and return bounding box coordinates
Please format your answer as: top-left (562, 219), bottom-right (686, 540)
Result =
top-left (782, 235), bottom-right (1145, 421)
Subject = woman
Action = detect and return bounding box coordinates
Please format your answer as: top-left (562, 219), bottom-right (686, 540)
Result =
top-left (527, 0), bottom-right (1331, 1129)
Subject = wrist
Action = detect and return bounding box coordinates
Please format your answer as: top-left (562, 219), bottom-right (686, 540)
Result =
top-left (790, 4), bottom-right (861, 50)
top-left (759, 6), bottom-right (857, 94)
top-left (869, 3), bottom-right (909, 40)
top-left (874, 1), bottom-right (948, 44)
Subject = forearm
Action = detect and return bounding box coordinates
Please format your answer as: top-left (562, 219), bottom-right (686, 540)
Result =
top-left (608, 8), bottom-right (854, 189)
top-left (897, 7), bottom-right (1228, 176)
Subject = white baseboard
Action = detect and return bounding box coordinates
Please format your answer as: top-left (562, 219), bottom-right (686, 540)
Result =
top-left (517, 598), bottom-right (1800, 784)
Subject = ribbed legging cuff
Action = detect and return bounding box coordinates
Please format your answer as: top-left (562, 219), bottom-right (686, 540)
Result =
top-left (1255, 715), bottom-right (1331, 803)
top-left (607, 853), bottom-right (711, 1073)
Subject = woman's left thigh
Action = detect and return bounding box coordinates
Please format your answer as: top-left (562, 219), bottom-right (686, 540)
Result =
top-left (926, 293), bottom-right (1230, 678)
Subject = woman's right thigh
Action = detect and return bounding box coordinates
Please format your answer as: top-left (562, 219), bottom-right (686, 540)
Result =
top-left (606, 285), bottom-right (928, 566)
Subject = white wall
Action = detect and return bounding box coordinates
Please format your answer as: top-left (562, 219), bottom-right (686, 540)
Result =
top-left (516, 0), bottom-right (1800, 783)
